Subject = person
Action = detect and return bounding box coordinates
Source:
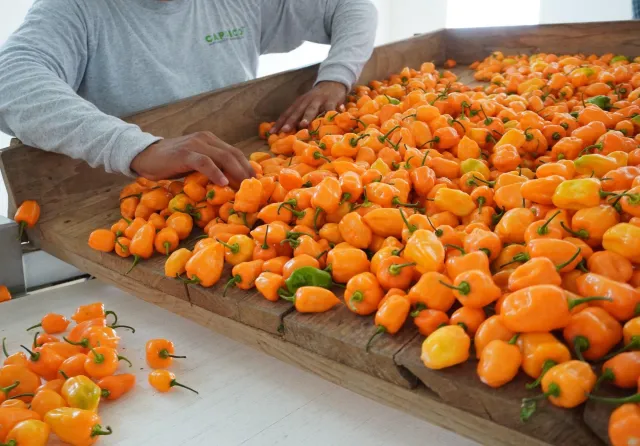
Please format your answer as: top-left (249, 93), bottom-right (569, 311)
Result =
top-left (634, 0), bottom-right (640, 19)
top-left (0, 0), bottom-right (377, 186)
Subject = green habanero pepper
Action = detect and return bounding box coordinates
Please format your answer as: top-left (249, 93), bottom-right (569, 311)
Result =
top-left (585, 95), bottom-right (611, 111)
top-left (285, 266), bottom-right (333, 295)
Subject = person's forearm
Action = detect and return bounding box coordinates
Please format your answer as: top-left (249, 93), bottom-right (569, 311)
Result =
top-left (315, 0), bottom-right (377, 89)
top-left (0, 49), bottom-right (160, 175)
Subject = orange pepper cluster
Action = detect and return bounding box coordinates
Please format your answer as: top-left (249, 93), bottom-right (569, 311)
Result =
top-left (90, 52), bottom-right (640, 445)
top-left (0, 301), bottom-right (196, 445)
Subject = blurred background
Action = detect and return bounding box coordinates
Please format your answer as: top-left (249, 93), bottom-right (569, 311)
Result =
top-left (0, 0), bottom-right (636, 216)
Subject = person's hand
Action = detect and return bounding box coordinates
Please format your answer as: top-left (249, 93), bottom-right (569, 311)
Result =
top-left (131, 132), bottom-right (254, 187)
top-left (271, 81), bottom-right (348, 134)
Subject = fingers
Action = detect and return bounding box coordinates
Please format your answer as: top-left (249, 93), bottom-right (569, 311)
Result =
top-left (184, 151), bottom-right (228, 186)
top-left (272, 95), bottom-right (311, 134)
top-left (299, 98), bottom-right (324, 129)
top-left (215, 139), bottom-right (255, 178)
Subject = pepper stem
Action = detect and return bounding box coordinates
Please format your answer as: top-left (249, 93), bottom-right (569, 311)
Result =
top-left (537, 211), bottom-right (560, 235)
top-left (594, 368), bottom-right (615, 391)
top-left (313, 207), bottom-right (323, 232)
top-left (568, 296), bottom-right (613, 310)
top-left (348, 291), bottom-right (364, 311)
top-left (159, 349), bottom-right (187, 360)
top-left (278, 288), bottom-right (295, 302)
top-left (507, 334), bottom-right (520, 345)
top-left (410, 302), bottom-right (427, 318)
top-left (339, 193), bottom-right (352, 206)
top-left (19, 345), bottom-right (39, 362)
top-left (520, 382), bottom-right (561, 422)
top-left (118, 355), bottom-right (133, 367)
top-left (388, 262), bottom-right (416, 276)
top-left (101, 389), bottom-right (111, 399)
top-left (391, 197), bottom-right (422, 208)
top-left (59, 371), bottom-right (69, 380)
top-left (126, 255), bottom-right (140, 275)
top-left (365, 325), bottom-right (386, 352)
top-left (572, 335), bottom-right (589, 362)
top-left (88, 346), bottom-right (104, 364)
top-left (216, 239), bottom-right (239, 254)
top-left (399, 208), bottom-right (417, 233)
top-left (7, 393), bottom-right (35, 400)
top-left (438, 280), bottom-right (470, 295)
top-left (2, 338), bottom-right (9, 358)
top-left (261, 225), bottom-right (271, 250)
top-left (444, 244), bottom-right (465, 254)
top-left (170, 379), bottom-right (199, 395)
top-left (109, 324), bottom-right (136, 333)
top-left (525, 359), bottom-right (557, 390)
top-left (63, 336), bottom-right (89, 348)
top-left (0, 381), bottom-right (20, 395)
top-left (105, 310), bottom-right (118, 326)
top-left (560, 221), bottom-right (589, 240)
top-left (32, 331), bottom-right (40, 348)
top-left (499, 252), bottom-right (530, 268)
top-left (555, 247), bottom-right (581, 271)
top-left (603, 336), bottom-right (640, 360)
top-left (223, 275), bottom-right (241, 297)
top-left (18, 221), bottom-right (27, 240)
top-left (588, 392), bottom-right (640, 405)
top-left (25, 323), bottom-right (42, 332)
top-left (90, 425), bottom-right (113, 437)
top-left (472, 175), bottom-right (495, 187)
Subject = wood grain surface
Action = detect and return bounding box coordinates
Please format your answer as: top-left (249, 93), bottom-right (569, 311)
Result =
top-left (445, 21), bottom-right (640, 64)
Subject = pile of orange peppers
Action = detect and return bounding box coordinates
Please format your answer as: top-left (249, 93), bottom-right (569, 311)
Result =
top-left (0, 301), bottom-right (196, 445)
top-left (90, 52), bottom-right (640, 445)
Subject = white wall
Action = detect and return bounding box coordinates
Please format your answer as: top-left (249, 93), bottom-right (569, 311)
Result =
top-left (539, 0), bottom-right (632, 24)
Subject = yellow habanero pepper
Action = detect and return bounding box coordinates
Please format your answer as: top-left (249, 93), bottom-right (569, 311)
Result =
top-left (404, 229), bottom-right (445, 274)
top-left (551, 178), bottom-right (601, 210)
top-left (495, 129), bottom-right (526, 150)
top-left (421, 325), bottom-right (470, 370)
top-left (573, 154), bottom-right (619, 178)
top-left (460, 159), bottom-right (491, 179)
top-left (217, 234), bottom-right (254, 265)
top-left (608, 151), bottom-right (628, 167)
top-left (61, 375), bottom-right (101, 412)
top-left (434, 188), bottom-right (475, 217)
top-left (602, 223), bottom-right (640, 263)
top-left (370, 158), bottom-right (391, 175)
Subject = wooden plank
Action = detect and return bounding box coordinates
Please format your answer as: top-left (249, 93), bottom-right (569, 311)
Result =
top-left (29, 251), bottom-right (548, 446)
top-left (283, 303), bottom-right (418, 389)
top-left (445, 21), bottom-right (640, 64)
top-left (395, 337), bottom-right (602, 446)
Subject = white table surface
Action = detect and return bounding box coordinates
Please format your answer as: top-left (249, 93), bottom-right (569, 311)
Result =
top-left (0, 279), bottom-right (477, 446)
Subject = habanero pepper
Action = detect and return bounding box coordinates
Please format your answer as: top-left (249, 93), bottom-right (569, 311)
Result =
top-left (127, 222), bottom-right (156, 273)
top-left (366, 293), bottom-right (411, 352)
top-left (477, 335), bottom-right (521, 388)
top-left (562, 307), bottom-right (623, 362)
top-left (97, 374), bottom-right (136, 401)
top-left (145, 339), bottom-right (187, 369)
top-left (45, 407), bottom-right (112, 445)
top-left (61, 375), bottom-right (101, 412)
top-left (280, 286), bottom-right (341, 313)
top-left (421, 325), bottom-right (470, 370)
top-left (223, 259), bottom-right (265, 296)
top-left (26, 313), bottom-right (69, 334)
top-left (255, 272), bottom-right (285, 302)
top-left (13, 200), bottom-right (40, 239)
top-left (184, 242), bottom-right (225, 287)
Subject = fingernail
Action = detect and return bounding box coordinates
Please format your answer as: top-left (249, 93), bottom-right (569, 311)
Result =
top-left (281, 125), bottom-right (290, 133)
top-left (219, 177), bottom-right (229, 186)
top-left (300, 120), bottom-right (308, 127)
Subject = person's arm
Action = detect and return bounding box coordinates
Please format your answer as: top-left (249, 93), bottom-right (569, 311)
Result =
top-left (0, 0), bottom-right (161, 176)
top-left (261, 0), bottom-right (378, 133)
top-left (0, 0), bottom-right (253, 185)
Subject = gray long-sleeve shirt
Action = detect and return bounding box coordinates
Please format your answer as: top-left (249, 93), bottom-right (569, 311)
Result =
top-left (0, 0), bottom-right (377, 176)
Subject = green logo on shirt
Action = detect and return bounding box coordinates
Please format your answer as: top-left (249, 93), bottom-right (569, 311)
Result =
top-left (205, 27), bottom-right (246, 44)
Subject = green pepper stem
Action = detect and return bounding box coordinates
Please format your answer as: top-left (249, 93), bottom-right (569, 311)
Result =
top-left (388, 262), bottom-right (416, 275)
top-left (568, 296), bottom-right (613, 310)
top-left (25, 323), bottom-right (42, 332)
top-left (101, 389), bottom-right (111, 399)
top-left (499, 252), bottom-right (530, 268)
top-left (109, 324), bottom-right (136, 333)
top-left (90, 425), bottom-right (113, 437)
top-left (339, 193), bottom-right (351, 206)
top-left (223, 275), bottom-right (241, 297)
top-left (520, 382), bottom-right (561, 422)
top-left (525, 359), bottom-right (557, 390)
top-left (594, 368), bottom-right (615, 391)
top-left (159, 349), bottom-right (187, 360)
top-left (508, 334), bottom-right (520, 345)
top-left (1, 338), bottom-right (8, 358)
top-left (421, 150), bottom-right (430, 166)
top-left (277, 199), bottom-right (297, 215)
top-left (443, 244), bottom-right (465, 254)
top-left (573, 335), bottom-right (589, 362)
top-left (261, 225), bottom-right (270, 250)
top-left (365, 325), bottom-right (387, 352)
top-left (410, 302), bottom-right (427, 318)
top-left (313, 207), bottom-right (323, 232)
top-left (59, 370), bottom-right (69, 380)
top-left (391, 197), bottom-right (422, 209)
top-left (560, 221), bottom-right (589, 240)
top-left (63, 336), bottom-right (89, 348)
top-left (399, 208), bottom-right (417, 233)
top-left (379, 125), bottom-right (400, 142)
top-left (126, 255), bottom-right (140, 275)
top-left (472, 175), bottom-right (495, 187)
top-left (438, 280), bottom-right (470, 295)
top-left (19, 345), bottom-right (39, 362)
top-left (278, 288), bottom-right (295, 302)
top-left (313, 151), bottom-right (332, 162)
top-left (587, 392), bottom-right (640, 404)
top-left (537, 210), bottom-right (560, 235)
top-left (216, 239), bottom-right (239, 254)
top-left (555, 247), bottom-right (581, 271)
top-left (104, 310), bottom-right (118, 326)
top-left (88, 345), bottom-right (104, 364)
top-left (0, 381), bottom-right (20, 395)
top-left (170, 379), bottom-right (199, 395)
top-left (602, 335), bottom-right (640, 360)
top-left (118, 355), bottom-right (133, 367)
top-left (7, 393), bottom-right (34, 399)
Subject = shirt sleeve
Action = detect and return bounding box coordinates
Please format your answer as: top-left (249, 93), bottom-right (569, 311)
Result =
top-left (260, 0), bottom-right (377, 89)
top-left (0, 0), bottom-right (161, 176)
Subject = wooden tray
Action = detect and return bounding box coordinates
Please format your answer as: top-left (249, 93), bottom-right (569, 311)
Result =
top-left (4, 21), bottom-right (640, 446)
